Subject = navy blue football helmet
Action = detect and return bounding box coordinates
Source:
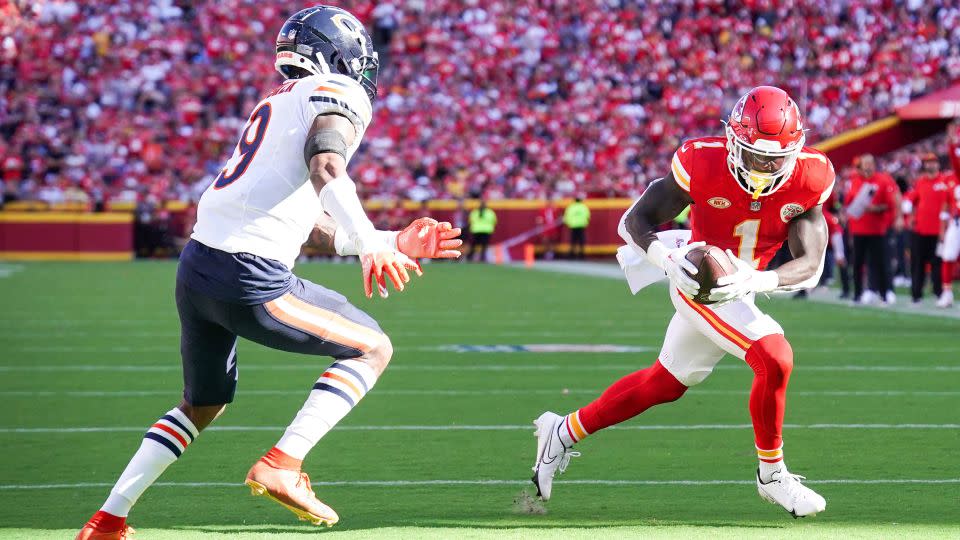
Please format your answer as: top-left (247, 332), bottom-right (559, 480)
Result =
top-left (275, 6), bottom-right (379, 101)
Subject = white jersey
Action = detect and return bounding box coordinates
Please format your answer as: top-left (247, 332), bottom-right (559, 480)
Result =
top-left (191, 73), bottom-right (373, 269)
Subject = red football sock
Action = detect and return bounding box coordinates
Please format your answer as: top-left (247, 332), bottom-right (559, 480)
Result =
top-left (87, 510), bottom-right (126, 532)
top-left (744, 334), bottom-right (794, 450)
top-left (942, 261), bottom-right (954, 288)
top-left (578, 360), bottom-right (687, 434)
top-left (261, 446), bottom-right (303, 471)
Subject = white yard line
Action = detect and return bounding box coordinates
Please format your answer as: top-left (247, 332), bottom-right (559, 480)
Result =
top-left (0, 389), bottom-right (955, 398)
top-left (2, 423), bottom-right (957, 434)
top-left (0, 478), bottom-right (956, 490)
top-left (0, 363), bottom-right (956, 373)
top-left (529, 261), bottom-right (960, 320)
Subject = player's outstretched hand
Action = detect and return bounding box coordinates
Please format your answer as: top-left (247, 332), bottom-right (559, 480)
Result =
top-left (663, 241), bottom-right (705, 298)
top-left (397, 217), bottom-right (463, 260)
top-left (360, 249), bottom-right (420, 299)
top-left (708, 250), bottom-right (776, 304)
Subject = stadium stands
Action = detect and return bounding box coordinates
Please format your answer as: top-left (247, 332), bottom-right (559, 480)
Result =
top-left (2, 0), bottom-right (959, 207)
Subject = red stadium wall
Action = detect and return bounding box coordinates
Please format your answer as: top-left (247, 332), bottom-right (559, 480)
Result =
top-left (815, 116), bottom-right (950, 168)
top-left (0, 201), bottom-right (630, 261)
top-left (0, 213), bottom-right (134, 261)
top-left (365, 199), bottom-right (633, 256)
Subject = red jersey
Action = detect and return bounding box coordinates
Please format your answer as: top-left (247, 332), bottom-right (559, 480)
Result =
top-left (844, 172), bottom-right (898, 236)
top-left (945, 172), bottom-right (960, 218)
top-left (949, 137), bottom-right (960, 179)
top-left (671, 137), bottom-right (835, 270)
top-left (904, 174), bottom-right (952, 236)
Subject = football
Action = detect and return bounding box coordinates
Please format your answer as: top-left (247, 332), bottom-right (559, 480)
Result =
top-left (684, 245), bottom-right (737, 305)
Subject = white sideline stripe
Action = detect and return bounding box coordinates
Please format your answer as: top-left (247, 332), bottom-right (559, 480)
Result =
top-left (0, 389), bottom-right (956, 398)
top-left (2, 423), bottom-right (957, 434)
top-left (7, 343), bottom-right (960, 353)
top-left (0, 478), bottom-right (957, 490)
top-left (1, 364), bottom-right (957, 373)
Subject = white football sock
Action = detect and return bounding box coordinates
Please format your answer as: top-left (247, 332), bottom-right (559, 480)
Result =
top-left (101, 408), bottom-right (199, 517)
top-left (757, 446), bottom-right (785, 483)
top-left (277, 360), bottom-right (378, 460)
top-left (558, 412), bottom-right (586, 448)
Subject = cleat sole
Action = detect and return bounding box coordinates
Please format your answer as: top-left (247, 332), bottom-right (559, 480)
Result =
top-left (245, 479), bottom-right (338, 527)
top-left (758, 487), bottom-right (819, 519)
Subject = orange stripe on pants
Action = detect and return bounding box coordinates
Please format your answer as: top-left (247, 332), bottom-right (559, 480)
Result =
top-left (677, 291), bottom-right (752, 351)
top-left (265, 294), bottom-right (380, 352)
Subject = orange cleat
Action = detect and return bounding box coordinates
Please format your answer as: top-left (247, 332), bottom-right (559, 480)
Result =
top-left (75, 511), bottom-right (135, 540)
top-left (245, 459), bottom-right (339, 527)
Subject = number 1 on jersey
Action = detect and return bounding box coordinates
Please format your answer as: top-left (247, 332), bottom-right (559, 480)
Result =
top-left (734, 219), bottom-right (761, 268)
top-left (214, 103), bottom-right (272, 190)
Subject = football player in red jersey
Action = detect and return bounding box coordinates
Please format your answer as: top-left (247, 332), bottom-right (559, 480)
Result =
top-left (532, 87), bottom-right (832, 518)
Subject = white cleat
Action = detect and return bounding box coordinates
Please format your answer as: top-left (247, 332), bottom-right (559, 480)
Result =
top-left (530, 411), bottom-right (580, 501)
top-left (756, 468), bottom-right (827, 518)
top-left (936, 290), bottom-right (954, 308)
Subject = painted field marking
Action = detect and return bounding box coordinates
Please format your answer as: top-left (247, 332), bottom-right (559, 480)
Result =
top-left (0, 389), bottom-right (956, 398)
top-left (0, 264), bottom-right (24, 278)
top-left (0, 478), bottom-right (956, 490)
top-left (0, 363), bottom-right (957, 373)
top-left (1, 423), bottom-right (957, 434)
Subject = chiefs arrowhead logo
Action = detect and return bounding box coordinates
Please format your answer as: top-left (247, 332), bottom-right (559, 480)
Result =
top-left (707, 197), bottom-right (732, 209)
top-left (780, 203), bottom-right (805, 222)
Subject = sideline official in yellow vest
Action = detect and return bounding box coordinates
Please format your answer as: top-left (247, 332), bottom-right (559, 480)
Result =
top-left (468, 200), bottom-right (497, 262)
top-left (563, 197), bottom-right (590, 259)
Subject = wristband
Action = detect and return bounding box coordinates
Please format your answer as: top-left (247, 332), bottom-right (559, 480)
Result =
top-left (644, 240), bottom-right (670, 271)
top-left (334, 227), bottom-right (399, 256)
top-left (756, 270), bottom-right (780, 292)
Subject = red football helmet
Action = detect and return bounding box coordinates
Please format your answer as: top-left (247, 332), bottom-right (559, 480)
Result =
top-left (725, 86), bottom-right (806, 198)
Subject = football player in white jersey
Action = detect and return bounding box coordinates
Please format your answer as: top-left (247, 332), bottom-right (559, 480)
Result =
top-left (76, 7), bottom-right (461, 538)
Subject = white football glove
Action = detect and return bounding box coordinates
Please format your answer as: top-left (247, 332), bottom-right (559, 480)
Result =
top-left (645, 240), bottom-right (705, 298)
top-left (708, 249), bottom-right (779, 304)
top-left (935, 241), bottom-right (944, 258)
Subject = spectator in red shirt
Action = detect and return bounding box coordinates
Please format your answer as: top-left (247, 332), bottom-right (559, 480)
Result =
top-left (904, 154), bottom-right (952, 304)
top-left (845, 154), bottom-right (898, 305)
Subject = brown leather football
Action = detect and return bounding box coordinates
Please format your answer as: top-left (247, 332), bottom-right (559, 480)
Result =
top-left (684, 245), bottom-right (737, 305)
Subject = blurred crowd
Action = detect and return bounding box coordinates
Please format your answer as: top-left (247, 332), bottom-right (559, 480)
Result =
top-left (781, 124), bottom-right (960, 307)
top-left (2, 0), bottom-right (960, 208)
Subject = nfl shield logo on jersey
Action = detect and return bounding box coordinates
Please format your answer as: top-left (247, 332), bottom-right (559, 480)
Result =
top-left (750, 201), bottom-right (762, 212)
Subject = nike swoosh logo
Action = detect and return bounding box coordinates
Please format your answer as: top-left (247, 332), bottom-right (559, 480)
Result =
top-left (537, 421), bottom-right (565, 465)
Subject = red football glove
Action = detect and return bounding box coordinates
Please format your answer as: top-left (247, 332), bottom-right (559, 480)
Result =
top-left (360, 247), bottom-right (419, 299)
top-left (397, 217), bottom-right (463, 260)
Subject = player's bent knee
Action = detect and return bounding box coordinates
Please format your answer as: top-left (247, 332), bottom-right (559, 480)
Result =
top-left (747, 334), bottom-right (794, 382)
top-left (652, 361), bottom-right (689, 401)
top-left (361, 333), bottom-right (393, 375)
top-left (177, 400), bottom-right (227, 432)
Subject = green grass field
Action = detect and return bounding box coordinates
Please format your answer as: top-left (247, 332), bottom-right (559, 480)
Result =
top-left (0, 261), bottom-right (957, 539)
